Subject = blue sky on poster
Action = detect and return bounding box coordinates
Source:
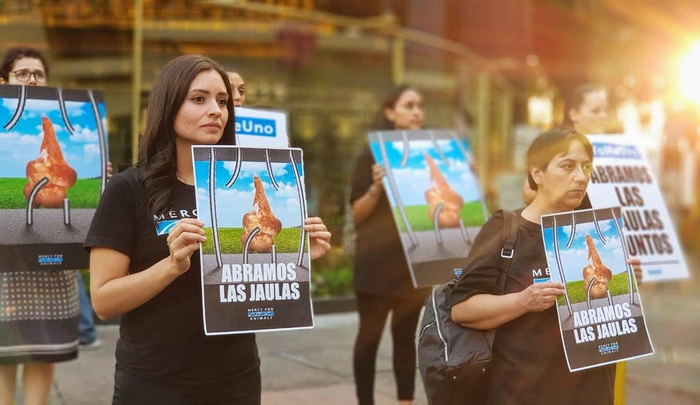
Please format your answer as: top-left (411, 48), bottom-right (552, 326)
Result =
top-left (370, 138), bottom-right (480, 207)
top-left (194, 158), bottom-right (305, 228)
top-left (0, 98), bottom-right (105, 179)
top-left (543, 217), bottom-right (628, 283)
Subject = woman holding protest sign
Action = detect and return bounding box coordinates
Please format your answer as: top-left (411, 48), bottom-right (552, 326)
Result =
top-left (521, 85), bottom-right (631, 404)
top-left (450, 127), bottom-right (643, 404)
top-left (349, 85), bottom-right (430, 405)
top-left (0, 47), bottom-right (80, 405)
top-left (84, 55), bottom-right (331, 403)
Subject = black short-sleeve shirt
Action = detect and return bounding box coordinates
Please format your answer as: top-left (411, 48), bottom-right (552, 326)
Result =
top-left (84, 167), bottom-right (259, 389)
top-left (349, 146), bottom-right (429, 297)
top-left (448, 210), bottom-right (614, 405)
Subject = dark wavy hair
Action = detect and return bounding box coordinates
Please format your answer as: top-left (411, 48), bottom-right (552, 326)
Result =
top-left (0, 47), bottom-right (49, 82)
top-left (138, 54), bottom-right (235, 219)
top-left (373, 84), bottom-right (419, 130)
top-left (561, 83), bottom-right (604, 127)
top-left (526, 127), bottom-right (593, 191)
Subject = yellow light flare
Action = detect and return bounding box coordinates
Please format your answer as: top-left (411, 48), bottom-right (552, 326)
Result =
top-left (679, 41), bottom-right (700, 106)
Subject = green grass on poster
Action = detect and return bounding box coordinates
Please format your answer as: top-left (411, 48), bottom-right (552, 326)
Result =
top-left (557, 272), bottom-right (638, 306)
top-left (202, 227), bottom-right (308, 255)
top-left (393, 201), bottom-right (486, 232)
top-left (0, 177), bottom-right (101, 209)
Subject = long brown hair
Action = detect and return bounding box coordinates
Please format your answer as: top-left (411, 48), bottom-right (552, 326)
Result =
top-left (138, 54), bottom-right (235, 219)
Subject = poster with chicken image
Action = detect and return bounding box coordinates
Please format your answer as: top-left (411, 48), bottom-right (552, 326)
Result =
top-left (192, 145), bottom-right (313, 334)
top-left (0, 85), bottom-right (108, 271)
top-left (585, 135), bottom-right (689, 282)
top-left (542, 207), bottom-right (654, 372)
top-left (368, 130), bottom-right (488, 287)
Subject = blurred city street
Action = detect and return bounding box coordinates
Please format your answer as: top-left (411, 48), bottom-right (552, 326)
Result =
top-left (34, 259), bottom-right (700, 404)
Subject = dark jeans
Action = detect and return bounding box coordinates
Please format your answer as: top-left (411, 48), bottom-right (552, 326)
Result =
top-left (76, 271), bottom-right (97, 344)
top-left (353, 291), bottom-right (426, 405)
top-left (112, 363), bottom-right (261, 405)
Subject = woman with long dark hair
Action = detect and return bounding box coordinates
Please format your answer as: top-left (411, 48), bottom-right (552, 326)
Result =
top-left (349, 85), bottom-right (428, 405)
top-left (84, 54), bottom-right (331, 403)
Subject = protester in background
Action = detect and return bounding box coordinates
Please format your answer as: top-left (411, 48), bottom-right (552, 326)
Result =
top-left (84, 54), bottom-right (331, 403)
top-left (561, 84), bottom-right (609, 134)
top-left (1, 46), bottom-right (104, 351)
top-left (522, 84), bottom-right (608, 206)
top-left (0, 48), bottom-right (48, 86)
top-left (450, 127), bottom-right (642, 404)
top-left (349, 85), bottom-right (429, 405)
top-left (227, 71), bottom-right (246, 107)
top-left (0, 46), bottom-right (79, 405)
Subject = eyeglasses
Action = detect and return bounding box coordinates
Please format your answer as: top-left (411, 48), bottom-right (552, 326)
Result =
top-left (10, 69), bottom-right (46, 83)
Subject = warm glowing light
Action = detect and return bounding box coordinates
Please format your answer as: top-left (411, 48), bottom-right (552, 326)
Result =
top-left (527, 95), bottom-right (553, 127)
top-left (679, 41), bottom-right (700, 106)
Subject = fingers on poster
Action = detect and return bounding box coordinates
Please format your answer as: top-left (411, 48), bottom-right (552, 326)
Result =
top-left (367, 130), bottom-right (488, 287)
top-left (192, 145), bottom-right (313, 335)
top-left (542, 207), bottom-right (654, 372)
top-left (0, 85), bottom-right (108, 271)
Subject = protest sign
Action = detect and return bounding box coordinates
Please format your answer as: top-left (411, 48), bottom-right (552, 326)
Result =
top-left (368, 130), bottom-right (488, 287)
top-left (0, 85), bottom-right (108, 271)
top-left (586, 135), bottom-right (689, 281)
top-left (234, 107), bottom-right (288, 147)
top-left (542, 207), bottom-right (654, 372)
top-left (192, 145), bottom-right (313, 334)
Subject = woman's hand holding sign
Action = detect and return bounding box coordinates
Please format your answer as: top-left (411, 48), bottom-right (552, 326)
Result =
top-left (628, 257), bottom-right (643, 286)
top-left (519, 281), bottom-right (565, 312)
top-left (167, 218), bottom-right (207, 276)
top-left (368, 164), bottom-right (384, 197)
top-left (304, 217), bottom-right (331, 260)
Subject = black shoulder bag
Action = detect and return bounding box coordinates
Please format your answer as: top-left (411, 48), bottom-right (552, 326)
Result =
top-left (417, 210), bottom-right (520, 405)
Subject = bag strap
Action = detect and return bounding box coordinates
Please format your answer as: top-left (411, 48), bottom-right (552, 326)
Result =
top-left (497, 210), bottom-right (519, 294)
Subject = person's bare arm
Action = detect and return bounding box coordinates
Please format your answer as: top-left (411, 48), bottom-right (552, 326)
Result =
top-left (90, 218), bottom-right (205, 320)
top-left (352, 164), bottom-right (384, 225)
top-left (451, 281), bottom-right (564, 330)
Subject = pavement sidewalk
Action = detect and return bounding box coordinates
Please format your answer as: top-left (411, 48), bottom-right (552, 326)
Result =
top-left (37, 278), bottom-right (700, 405)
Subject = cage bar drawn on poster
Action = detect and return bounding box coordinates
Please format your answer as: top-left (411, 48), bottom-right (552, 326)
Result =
top-left (0, 85), bottom-right (109, 271)
top-left (542, 207), bottom-right (654, 372)
top-left (192, 145), bottom-right (313, 335)
top-left (368, 130), bottom-right (488, 287)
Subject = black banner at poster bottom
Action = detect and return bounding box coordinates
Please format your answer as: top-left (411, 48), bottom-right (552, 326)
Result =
top-left (562, 315), bottom-right (653, 371)
top-left (203, 283), bottom-right (312, 334)
top-left (0, 243), bottom-right (88, 272)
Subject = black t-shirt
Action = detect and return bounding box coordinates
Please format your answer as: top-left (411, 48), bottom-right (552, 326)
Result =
top-left (349, 146), bottom-right (430, 297)
top-left (84, 167), bottom-right (259, 388)
top-left (448, 210), bottom-right (614, 405)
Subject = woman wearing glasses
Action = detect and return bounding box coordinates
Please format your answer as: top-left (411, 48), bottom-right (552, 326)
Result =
top-left (0, 47), bottom-right (77, 405)
top-left (0, 47), bottom-right (48, 85)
